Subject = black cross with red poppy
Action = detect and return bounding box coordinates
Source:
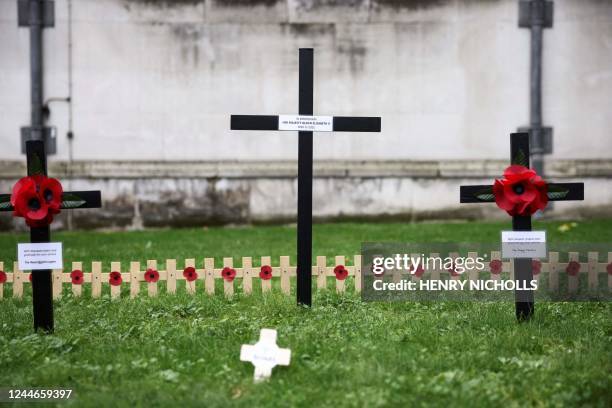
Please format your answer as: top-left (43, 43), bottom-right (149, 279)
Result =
top-left (460, 132), bottom-right (584, 320)
top-left (230, 48), bottom-right (381, 306)
top-left (0, 140), bottom-right (101, 332)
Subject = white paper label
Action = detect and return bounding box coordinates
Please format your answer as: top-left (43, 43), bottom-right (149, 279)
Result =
top-left (501, 231), bottom-right (546, 259)
top-left (278, 115), bottom-right (333, 132)
top-left (18, 242), bottom-right (63, 270)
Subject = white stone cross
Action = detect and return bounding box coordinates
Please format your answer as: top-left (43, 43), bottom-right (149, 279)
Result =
top-left (240, 328), bottom-right (291, 382)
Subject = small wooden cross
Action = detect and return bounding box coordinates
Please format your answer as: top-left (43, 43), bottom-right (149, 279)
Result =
top-left (240, 329), bottom-right (291, 382)
top-left (0, 140), bottom-right (101, 332)
top-left (231, 48), bottom-right (381, 306)
top-left (460, 132), bottom-right (583, 320)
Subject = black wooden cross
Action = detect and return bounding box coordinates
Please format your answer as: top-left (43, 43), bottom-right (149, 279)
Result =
top-left (460, 132), bottom-right (583, 321)
top-left (230, 48), bottom-right (381, 306)
top-left (0, 140), bottom-right (101, 332)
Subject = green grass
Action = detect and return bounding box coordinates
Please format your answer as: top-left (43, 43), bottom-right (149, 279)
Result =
top-left (0, 219), bottom-right (610, 267)
top-left (0, 220), bottom-right (611, 407)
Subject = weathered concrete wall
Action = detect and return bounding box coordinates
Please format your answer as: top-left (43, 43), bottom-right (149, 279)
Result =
top-left (2, 175), bottom-right (612, 231)
top-left (0, 0), bottom-right (611, 229)
top-left (1, 159), bottom-right (611, 230)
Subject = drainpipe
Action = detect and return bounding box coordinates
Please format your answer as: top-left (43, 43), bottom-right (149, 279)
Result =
top-left (18, 0), bottom-right (56, 155)
top-left (518, 0), bottom-right (554, 179)
top-left (30, 0), bottom-right (43, 134)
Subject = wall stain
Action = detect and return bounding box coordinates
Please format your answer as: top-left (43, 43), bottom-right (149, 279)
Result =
top-left (212, 0), bottom-right (280, 7)
top-left (139, 179), bottom-right (250, 228)
top-left (125, 0), bottom-right (280, 7)
top-left (126, 0), bottom-right (461, 9)
top-left (172, 24), bottom-right (204, 41)
top-left (281, 23), bottom-right (335, 37)
top-left (295, 0), bottom-right (366, 8)
top-left (372, 0), bottom-right (450, 10)
top-left (172, 25), bottom-right (207, 68)
top-left (125, 0), bottom-right (203, 7)
top-left (337, 40), bottom-right (367, 73)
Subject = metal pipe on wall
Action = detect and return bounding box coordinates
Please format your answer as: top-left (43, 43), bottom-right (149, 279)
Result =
top-left (29, 0), bottom-right (44, 135)
top-left (518, 0), bottom-right (554, 198)
top-left (529, 23), bottom-right (544, 177)
top-left (19, 0), bottom-right (56, 154)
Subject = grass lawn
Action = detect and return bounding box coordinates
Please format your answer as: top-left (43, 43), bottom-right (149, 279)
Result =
top-left (0, 220), bottom-right (611, 407)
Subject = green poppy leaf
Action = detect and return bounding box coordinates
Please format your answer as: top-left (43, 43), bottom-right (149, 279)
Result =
top-left (61, 193), bottom-right (88, 209)
top-left (474, 187), bottom-right (495, 202)
top-left (61, 200), bottom-right (86, 209)
top-left (476, 193), bottom-right (495, 202)
top-left (548, 190), bottom-right (569, 200)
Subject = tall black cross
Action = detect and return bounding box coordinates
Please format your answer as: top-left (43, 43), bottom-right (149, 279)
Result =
top-left (0, 140), bottom-right (101, 332)
top-left (460, 132), bottom-right (583, 321)
top-left (230, 48), bottom-right (381, 306)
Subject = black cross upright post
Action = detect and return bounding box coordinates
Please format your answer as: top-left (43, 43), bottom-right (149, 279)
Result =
top-left (0, 140), bottom-right (101, 332)
top-left (231, 48), bottom-right (381, 306)
top-left (460, 132), bottom-right (583, 321)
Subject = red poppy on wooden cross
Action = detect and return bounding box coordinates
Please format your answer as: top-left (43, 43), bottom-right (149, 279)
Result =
top-left (0, 140), bottom-right (101, 332)
top-left (109, 271), bottom-right (122, 286)
top-left (144, 268), bottom-right (160, 283)
top-left (459, 133), bottom-right (584, 321)
top-left (70, 270), bottom-right (84, 285)
top-left (259, 265), bottom-right (273, 280)
top-left (222, 267), bottom-right (237, 282)
top-left (183, 266), bottom-right (198, 282)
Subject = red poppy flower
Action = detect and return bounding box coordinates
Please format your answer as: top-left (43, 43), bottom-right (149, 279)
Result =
top-left (37, 175), bottom-right (63, 214)
top-left (411, 263), bottom-right (425, 278)
top-left (10, 177), bottom-right (36, 209)
top-left (222, 267), bottom-right (236, 282)
top-left (0, 271), bottom-right (6, 284)
top-left (566, 261), bottom-right (581, 276)
top-left (109, 271), bottom-right (122, 286)
top-left (607, 263), bottom-right (612, 276)
top-left (144, 268), bottom-right (159, 283)
top-left (493, 165), bottom-right (548, 217)
top-left (532, 260), bottom-right (542, 275)
top-left (259, 265), bottom-right (272, 280)
top-left (334, 265), bottom-right (348, 280)
top-left (183, 266), bottom-right (198, 282)
top-left (29, 273), bottom-right (32, 282)
top-left (489, 259), bottom-right (502, 275)
top-left (11, 177), bottom-right (49, 226)
top-left (447, 263), bottom-right (460, 277)
top-left (70, 269), bottom-right (84, 285)
top-left (10, 176), bottom-right (63, 228)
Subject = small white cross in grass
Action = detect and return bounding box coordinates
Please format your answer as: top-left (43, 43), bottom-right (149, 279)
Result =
top-left (240, 329), bottom-right (291, 382)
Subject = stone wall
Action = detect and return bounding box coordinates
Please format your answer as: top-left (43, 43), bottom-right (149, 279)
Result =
top-left (1, 158), bottom-right (611, 231)
top-left (0, 0), bottom-right (611, 229)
